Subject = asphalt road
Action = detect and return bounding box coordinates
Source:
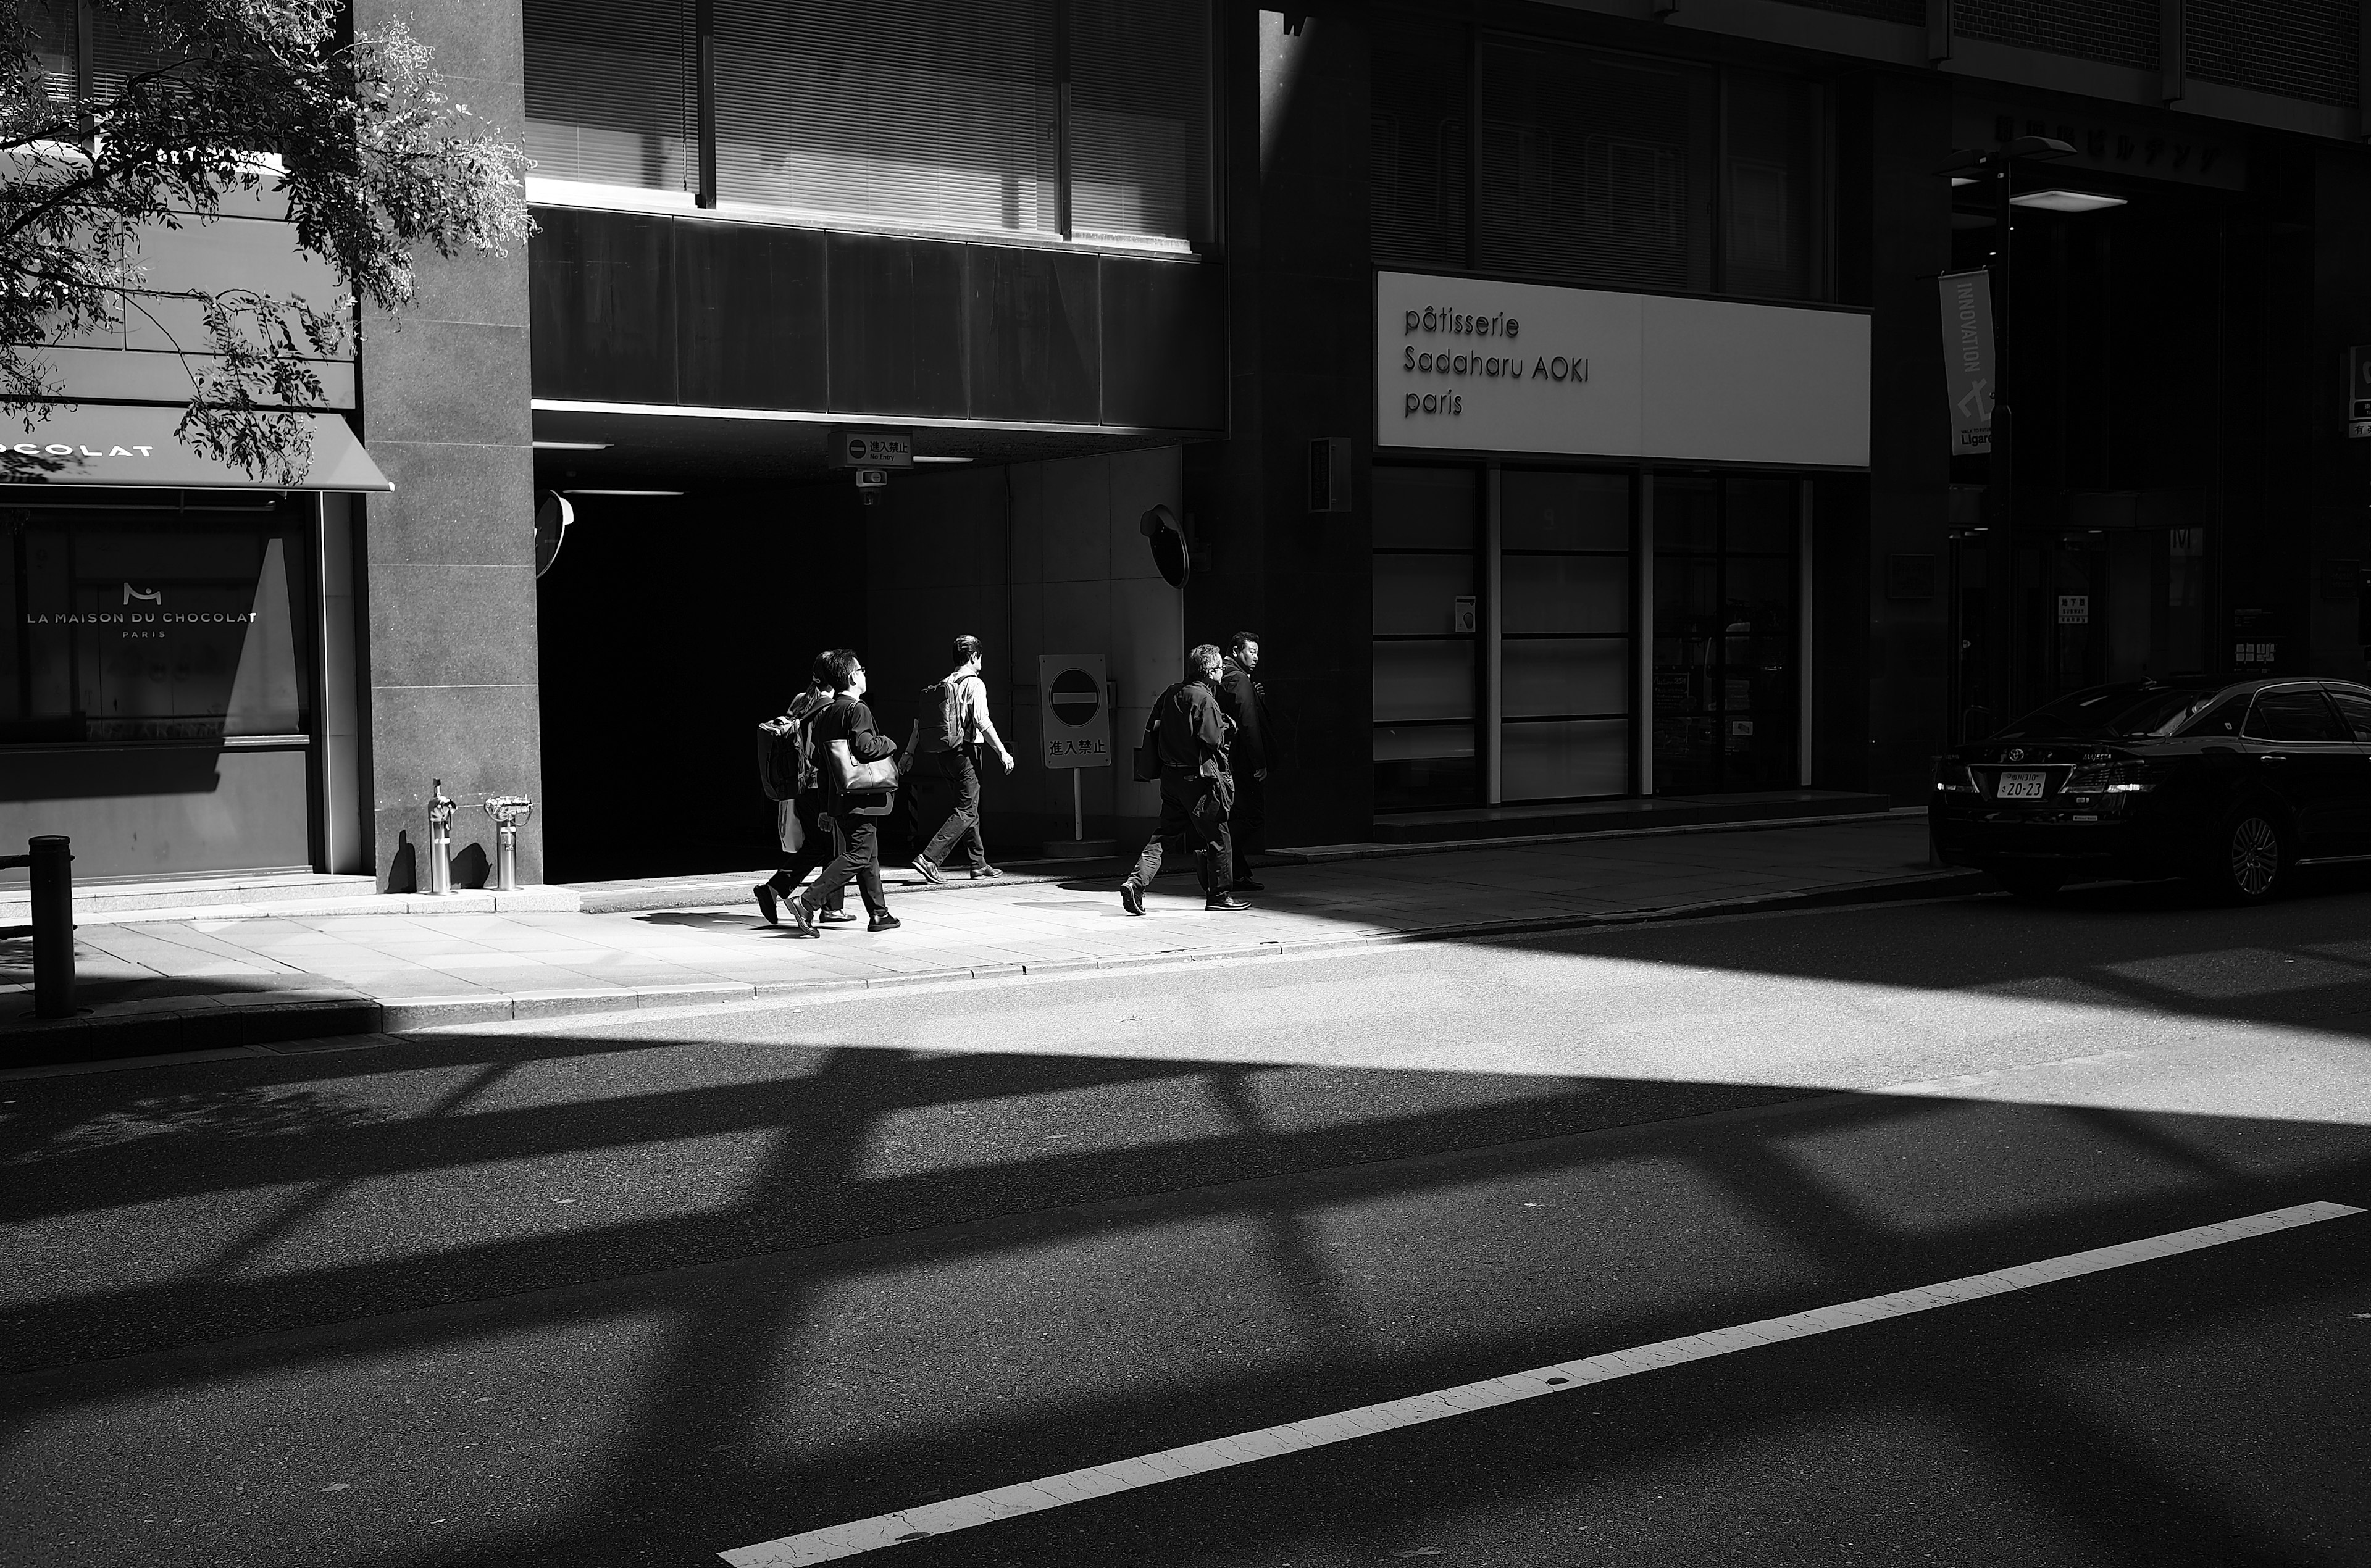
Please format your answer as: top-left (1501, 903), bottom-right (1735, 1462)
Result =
top-left (4, 879), bottom-right (2371, 1567)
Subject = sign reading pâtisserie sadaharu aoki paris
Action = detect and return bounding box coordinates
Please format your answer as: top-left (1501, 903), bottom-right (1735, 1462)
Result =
top-left (1375, 270), bottom-right (1871, 469)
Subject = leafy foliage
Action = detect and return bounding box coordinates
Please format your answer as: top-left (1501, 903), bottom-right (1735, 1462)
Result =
top-left (1, 0), bottom-right (530, 482)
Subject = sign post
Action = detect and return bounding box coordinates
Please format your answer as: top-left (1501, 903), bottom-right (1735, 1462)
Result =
top-left (1038, 654), bottom-right (1114, 857)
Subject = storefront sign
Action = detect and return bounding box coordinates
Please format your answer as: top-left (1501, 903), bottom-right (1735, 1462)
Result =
top-left (1939, 270), bottom-right (1995, 456)
top-left (0, 407), bottom-right (391, 491)
top-left (827, 428), bottom-right (913, 469)
top-left (1039, 654), bottom-right (1110, 769)
top-left (2348, 346), bottom-right (2371, 438)
top-left (1374, 271), bottom-right (1868, 467)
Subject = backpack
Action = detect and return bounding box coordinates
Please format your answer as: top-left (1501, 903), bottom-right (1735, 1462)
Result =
top-left (916, 677), bottom-right (969, 754)
top-left (755, 693), bottom-right (828, 801)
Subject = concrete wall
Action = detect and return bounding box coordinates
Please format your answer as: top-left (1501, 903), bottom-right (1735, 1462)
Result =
top-left (354, 0), bottom-right (543, 890)
top-left (863, 449), bottom-right (1185, 853)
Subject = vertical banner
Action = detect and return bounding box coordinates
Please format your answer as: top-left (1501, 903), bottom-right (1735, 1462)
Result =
top-left (1938, 270), bottom-right (1996, 456)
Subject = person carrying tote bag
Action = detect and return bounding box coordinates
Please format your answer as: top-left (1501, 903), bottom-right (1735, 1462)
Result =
top-left (787, 649), bottom-right (903, 936)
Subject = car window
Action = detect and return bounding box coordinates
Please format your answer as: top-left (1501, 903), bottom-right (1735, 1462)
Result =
top-left (2331, 689), bottom-right (2371, 742)
top-left (2243, 688), bottom-right (2350, 743)
top-left (1996, 685), bottom-right (2223, 739)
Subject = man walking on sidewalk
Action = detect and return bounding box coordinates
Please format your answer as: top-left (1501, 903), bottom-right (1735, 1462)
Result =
top-left (787, 650), bottom-right (902, 936)
top-left (1120, 644), bottom-right (1248, 915)
top-left (1217, 630), bottom-right (1274, 893)
top-left (755, 653), bottom-right (851, 927)
top-left (903, 633), bottom-right (1016, 883)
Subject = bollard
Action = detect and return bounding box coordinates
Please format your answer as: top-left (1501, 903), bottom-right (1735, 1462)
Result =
top-left (427, 779), bottom-right (456, 896)
top-left (482, 797), bottom-right (533, 893)
top-left (28, 836), bottom-right (75, 1019)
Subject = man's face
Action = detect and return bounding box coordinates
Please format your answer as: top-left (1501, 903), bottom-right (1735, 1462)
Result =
top-left (1236, 640), bottom-right (1260, 672)
top-left (847, 661), bottom-right (868, 698)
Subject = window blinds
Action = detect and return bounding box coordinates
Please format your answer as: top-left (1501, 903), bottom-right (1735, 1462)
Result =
top-left (1370, 17), bottom-right (1469, 269)
top-left (1067, 0), bottom-right (1212, 244)
top-left (523, 0), bottom-right (694, 192)
top-left (715, 0), bottom-right (1060, 233)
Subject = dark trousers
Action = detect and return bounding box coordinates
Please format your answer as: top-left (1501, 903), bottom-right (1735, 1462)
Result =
top-left (803, 813), bottom-right (888, 917)
top-left (1229, 773), bottom-right (1266, 881)
top-left (1129, 769), bottom-right (1232, 897)
top-left (766, 794), bottom-right (843, 912)
top-left (913, 748), bottom-right (988, 870)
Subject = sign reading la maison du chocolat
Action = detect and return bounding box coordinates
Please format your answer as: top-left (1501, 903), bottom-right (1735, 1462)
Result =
top-left (1374, 270), bottom-right (1871, 469)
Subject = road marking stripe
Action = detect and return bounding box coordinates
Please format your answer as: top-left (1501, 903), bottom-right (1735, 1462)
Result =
top-left (718, 1199), bottom-right (2362, 1566)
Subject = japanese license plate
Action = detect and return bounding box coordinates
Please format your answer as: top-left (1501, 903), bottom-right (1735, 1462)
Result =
top-left (1997, 771), bottom-right (2046, 800)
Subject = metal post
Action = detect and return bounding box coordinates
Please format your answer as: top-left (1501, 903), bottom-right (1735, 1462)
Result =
top-left (1071, 769), bottom-right (1084, 842)
top-left (482, 796), bottom-right (533, 894)
top-left (29, 835), bottom-right (74, 1019)
top-left (427, 780), bottom-right (454, 896)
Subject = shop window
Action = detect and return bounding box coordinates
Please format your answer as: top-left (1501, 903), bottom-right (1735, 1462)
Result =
top-left (1653, 475), bottom-right (1798, 794)
top-left (1500, 469), bottom-right (1631, 802)
top-left (524, 0), bottom-right (695, 194)
top-left (1, 504), bottom-right (313, 744)
top-left (1373, 467), bottom-right (1479, 810)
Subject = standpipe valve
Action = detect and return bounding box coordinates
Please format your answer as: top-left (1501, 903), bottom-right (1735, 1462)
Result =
top-left (482, 796), bottom-right (533, 893)
top-left (426, 779), bottom-right (457, 896)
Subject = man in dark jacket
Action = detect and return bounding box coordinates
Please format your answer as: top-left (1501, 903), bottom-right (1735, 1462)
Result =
top-left (755, 651), bottom-right (850, 926)
top-left (1119, 644), bottom-right (1248, 915)
top-left (1216, 630), bottom-right (1273, 891)
top-left (787, 649), bottom-right (902, 936)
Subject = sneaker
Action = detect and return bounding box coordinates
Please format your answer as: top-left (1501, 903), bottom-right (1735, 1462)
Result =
top-left (911, 858), bottom-right (945, 885)
top-left (818, 907), bottom-right (858, 924)
top-left (868, 912), bottom-right (902, 932)
top-left (754, 882), bottom-right (780, 926)
top-left (970, 864), bottom-right (1003, 879)
top-left (1205, 892), bottom-right (1250, 911)
top-left (784, 899), bottom-right (819, 938)
top-left (1119, 878), bottom-right (1146, 916)
top-left (1230, 878), bottom-right (1265, 893)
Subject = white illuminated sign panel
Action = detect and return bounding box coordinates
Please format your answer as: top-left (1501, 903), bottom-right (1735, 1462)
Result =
top-left (1374, 271), bottom-right (1870, 469)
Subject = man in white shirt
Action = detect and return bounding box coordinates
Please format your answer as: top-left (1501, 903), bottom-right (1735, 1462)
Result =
top-left (903, 633), bottom-right (1015, 880)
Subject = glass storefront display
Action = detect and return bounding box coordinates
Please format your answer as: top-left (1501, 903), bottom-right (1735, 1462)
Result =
top-left (1652, 475), bottom-right (1800, 792)
top-left (1500, 469), bottom-right (1631, 801)
top-left (1373, 465), bottom-right (1479, 811)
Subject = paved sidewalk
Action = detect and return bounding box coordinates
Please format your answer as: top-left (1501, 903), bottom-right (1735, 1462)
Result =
top-left (0, 815), bottom-right (1968, 1066)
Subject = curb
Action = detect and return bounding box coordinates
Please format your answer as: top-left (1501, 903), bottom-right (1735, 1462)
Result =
top-left (0, 868), bottom-right (1989, 1072)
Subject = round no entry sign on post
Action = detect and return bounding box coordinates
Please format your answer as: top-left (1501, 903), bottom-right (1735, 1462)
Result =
top-left (1038, 654), bottom-right (1110, 770)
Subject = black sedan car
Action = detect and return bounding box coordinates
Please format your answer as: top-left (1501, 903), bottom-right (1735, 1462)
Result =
top-left (1930, 676), bottom-right (2371, 902)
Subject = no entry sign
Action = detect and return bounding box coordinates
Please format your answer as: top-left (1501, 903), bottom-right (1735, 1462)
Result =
top-left (1038, 654), bottom-right (1110, 770)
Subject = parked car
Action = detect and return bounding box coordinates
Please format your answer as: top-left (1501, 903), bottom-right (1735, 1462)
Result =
top-left (1930, 676), bottom-right (2371, 903)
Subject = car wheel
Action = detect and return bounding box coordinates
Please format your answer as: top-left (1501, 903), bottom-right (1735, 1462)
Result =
top-left (1994, 865), bottom-right (2067, 901)
top-left (2200, 807), bottom-right (2288, 904)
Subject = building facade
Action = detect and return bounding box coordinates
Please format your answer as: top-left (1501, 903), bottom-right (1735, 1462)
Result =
top-left (8, 0), bottom-right (2371, 887)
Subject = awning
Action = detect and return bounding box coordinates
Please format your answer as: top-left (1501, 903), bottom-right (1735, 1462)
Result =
top-left (0, 407), bottom-right (393, 491)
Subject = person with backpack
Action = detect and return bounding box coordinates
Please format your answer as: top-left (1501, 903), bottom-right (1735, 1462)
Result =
top-left (785, 649), bottom-right (903, 936)
top-left (1119, 644), bottom-right (1249, 915)
top-left (753, 653), bottom-right (850, 928)
top-left (900, 633), bottom-right (1014, 883)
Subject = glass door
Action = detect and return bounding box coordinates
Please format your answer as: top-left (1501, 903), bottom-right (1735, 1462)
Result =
top-left (1499, 469), bottom-right (1631, 799)
top-left (1652, 474), bottom-right (1799, 792)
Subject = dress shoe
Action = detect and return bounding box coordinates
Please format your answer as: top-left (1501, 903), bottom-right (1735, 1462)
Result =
top-left (1119, 878), bottom-right (1146, 916)
top-left (1230, 878), bottom-right (1265, 893)
top-left (970, 864), bottom-right (1003, 879)
top-left (1205, 892), bottom-right (1250, 912)
top-left (818, 907), bottom-right (858, 924)
top-left (784, 899), bottom-right (819, 938)
top-left (753, 882), bottom-right (780, 926)
top-left (868, 912), bottom-right (902, 932)
top-left (910, 858), bottom-right (945, 885)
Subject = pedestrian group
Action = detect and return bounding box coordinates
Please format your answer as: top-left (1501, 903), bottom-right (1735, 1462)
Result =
top-left (755, 632), bottom-right (1274, 933)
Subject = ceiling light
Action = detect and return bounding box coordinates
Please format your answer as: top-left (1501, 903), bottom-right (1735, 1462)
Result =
top-left (534, 440), bottom-right (613, 450)
top-left (2009, 189), bottom-right (2127, 213)
top-left (910, 455), bottom-right (974, 465)
top-left (561, 488), bottom-right (684, 497)
top-left (1950, 176), bottom-right (1977, 187)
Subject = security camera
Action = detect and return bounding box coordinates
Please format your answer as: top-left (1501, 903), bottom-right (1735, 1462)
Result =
top-left (855, 467), bottom-right (889, 506)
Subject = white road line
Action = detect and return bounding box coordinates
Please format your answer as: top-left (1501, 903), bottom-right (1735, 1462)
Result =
top-left (718, 1199), bottom-right (2363, 1566)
